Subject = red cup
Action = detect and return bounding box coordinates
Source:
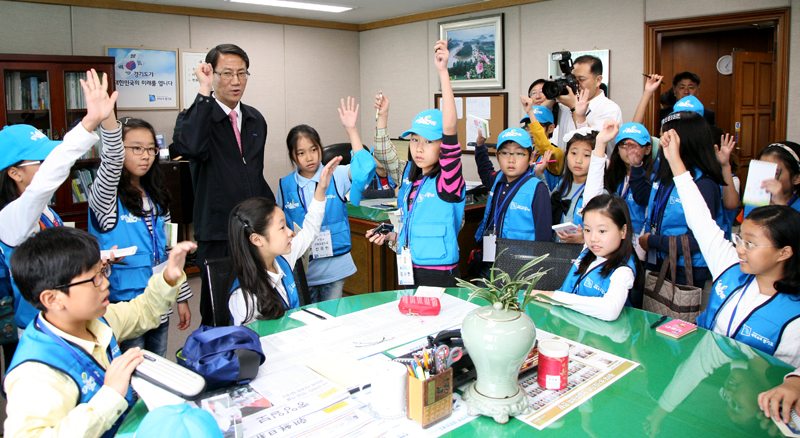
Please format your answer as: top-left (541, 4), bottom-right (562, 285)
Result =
top-left (537, 340), bottom-right (569, 390)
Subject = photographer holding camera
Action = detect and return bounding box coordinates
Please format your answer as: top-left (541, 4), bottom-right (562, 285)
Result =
top-left (548, 54), bottom-right (623, 156)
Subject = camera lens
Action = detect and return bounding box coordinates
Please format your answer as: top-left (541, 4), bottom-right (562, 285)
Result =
top-left (542, 81), bottom-right (563, 100)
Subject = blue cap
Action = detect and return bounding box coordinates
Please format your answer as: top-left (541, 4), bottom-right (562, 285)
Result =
top-left (671, 95), bottom-right (704, 116)
top-left (401, 109), bottom-right (443, 141)
top-left (497, 127), bottom-right (533, 150)
top-left (348, 148), bottom-right (377, 207)
top-left (115, 405), bottom-right (223, 438)
top-left (520, 106), bottom-right (554, 125)
top-left (614, 123), bottom-right (651, 146)
top-left (0, 124), bottom-right (61, 170)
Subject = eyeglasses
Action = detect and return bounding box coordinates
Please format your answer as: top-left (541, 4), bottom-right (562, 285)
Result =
top-left (732, 233), bottom-right (774, 251)
top-left (16, 161), bottom-right (42, 168)
top-left (54, 263), bottom-right (111, 290)
top-left (529, 90), bottom-right (543, 97)
top-left (124, 146), bottom-right (160, 156)
top-left (619, 140), bottom-right (643, 149)
top-left (498, 151), bottom-right (529, 158)
top-left (214, 71), bottom-right (250, 81)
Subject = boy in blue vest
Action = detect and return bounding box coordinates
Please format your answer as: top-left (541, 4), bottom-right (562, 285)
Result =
top-left (4, 226), bottom-right (195, 438)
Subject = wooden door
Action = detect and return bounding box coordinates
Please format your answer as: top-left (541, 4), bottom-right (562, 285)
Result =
top-left (732, 51), bottom-right (774, 185)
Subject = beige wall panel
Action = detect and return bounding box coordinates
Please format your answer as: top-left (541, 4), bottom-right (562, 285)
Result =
top-left (645, 0), bottom-right (789, 21)
top-left (0, 1), bottom-right (72, 55)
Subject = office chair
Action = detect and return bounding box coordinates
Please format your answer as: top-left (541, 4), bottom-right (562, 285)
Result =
top-left (322, 143), bottom-right (352, 166)
top-left (493, 239), bottom-right (583, 291)
top-left (204, 257), bottom-right (235, 327)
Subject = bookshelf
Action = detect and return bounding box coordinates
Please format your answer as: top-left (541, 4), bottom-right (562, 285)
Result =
top-left (0, 54), bottom-right (115, 230)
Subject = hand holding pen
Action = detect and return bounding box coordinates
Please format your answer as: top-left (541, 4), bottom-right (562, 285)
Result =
top-left (374, 91), bottom-right (389, 129)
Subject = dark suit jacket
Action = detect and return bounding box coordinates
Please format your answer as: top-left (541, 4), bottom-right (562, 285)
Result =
top-left (172, 93), bottom-right (274, 241)
top-left (659, 106), bottom-right (716, 131)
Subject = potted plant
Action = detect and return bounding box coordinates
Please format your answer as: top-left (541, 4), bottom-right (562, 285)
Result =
top-left (457, 252), bottom-right (559, 424)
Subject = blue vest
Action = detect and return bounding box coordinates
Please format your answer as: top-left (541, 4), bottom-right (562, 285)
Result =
top-left (647, 169), bottom-right (722, 268)
top-left (397, 165), bottom-right (465, 266)
top-left (558, 179), bottom-right (585, 228)
top-left (743, 195), bottom-right (800, 219)
top-left (8, 315), bottom-right (134, 438)
top-left (475, 172), bottom-right (541, 241)
top-left (697, 265), bottom-right (800, 356)
top-left (0, 208), bottom-right (62, 328)
top-left (279, 173), bottom-right (351, 258)
top-left (372, 172), bottom-right (397, 190)
top-left (560, 249), bottom-right (637, 304)
top-left (618, 179), bottom-right (647, 235)
top-left (229, 256), bottom-right (300, 319)
top-left (88, 199), bottom-right (167, 302)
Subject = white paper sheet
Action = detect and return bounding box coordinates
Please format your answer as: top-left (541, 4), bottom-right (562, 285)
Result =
top-left (743, 159), bottom-right (778, 206)
top-left (466, 97), bottom-right (491, 120)
top-left (439, 97), bottom-right (464, 119)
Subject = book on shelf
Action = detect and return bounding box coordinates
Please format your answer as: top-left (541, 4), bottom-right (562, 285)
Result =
top-left (4, 72), bottom-right (49, 110)
top-left (70, 168), bottom-right (97, 203)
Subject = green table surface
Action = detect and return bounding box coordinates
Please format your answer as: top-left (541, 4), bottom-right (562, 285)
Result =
top-left (119, 289), bottom-right (793, 437)
top-left (346, 194), bottom-right (488, 222)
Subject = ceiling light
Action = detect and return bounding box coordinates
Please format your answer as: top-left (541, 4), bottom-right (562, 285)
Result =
top-left (226, 0), bottom-right (353, 13)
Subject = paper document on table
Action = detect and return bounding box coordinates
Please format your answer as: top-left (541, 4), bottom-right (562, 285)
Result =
top-left (287, 308), bottom-right (340, 328)
top-left (743, 159), bottom-right (778, 206)
top-left (307, 352), bottom-right (371, 389)
top-left (257, 294), bottom-right (479, 375)
top-left (414, 286), bottom-right (445, 299)
top-left (131, 376), bottom-right (185, 411)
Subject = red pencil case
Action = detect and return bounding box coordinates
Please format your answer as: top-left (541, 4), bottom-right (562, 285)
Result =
top-left (398, 296), bottom-right (441, 316)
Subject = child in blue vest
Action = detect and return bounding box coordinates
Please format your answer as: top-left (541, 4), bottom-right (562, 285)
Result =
top-left (551, 128), bottom-right (600, 244)
top-left (0, 69), bottom-right (114, 332)
top-left (366, 40), bottom-right (465, 288)
top-left (4, 226), bottom-right (194, 438)
top-left (88, 110), bottom-right (194, 357)
top-left (277, 98), bottom-right (374, 303)
top-left (742, 141), bottom-right (800, 218)
top-left (660, 128), bottom-right (800, 366)
top-left (532, 194), bottom-right (643, 321)
top-left (474, 127), bottom-right (552, 278)
top-left (630, 111), bottom-right (726, 287)
top-left (229, 157), bottom-right (342, 325)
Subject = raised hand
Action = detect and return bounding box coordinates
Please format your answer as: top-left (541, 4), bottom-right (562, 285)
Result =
top-left (81, 69), bottom-right (118, 132)
top-left (715, 133), bottom-right (735, 167)
top-left (644, 74), bottom-right (664, 94)
top-left (434, 40), bottom-right (449, 72)
top-left (316, 155), bottom-right (342, 200)
top-left (374, 91), bottom-right (390, 117)
top-left (338, 96), bottom-right (359, 132)
top-left (534, 150), bottom-right (553, 177)
top-left (195, 62), bottom-right (214, 94)
top-left (164, 241), bottom-right (197, 286)
top-left (574, 88), bottom-right (591, 117)
top-left (519, 94), bottom-right (534, 113)
top-left (660, 129), bottom-right (682, 166)
top-left (595, 120), bottom-right (620, 152)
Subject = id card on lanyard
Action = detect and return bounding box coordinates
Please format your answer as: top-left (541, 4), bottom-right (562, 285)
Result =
top-left (397, 177), bottom-right (430, 286)
top-left (142, 191), bottom-right (163, 267)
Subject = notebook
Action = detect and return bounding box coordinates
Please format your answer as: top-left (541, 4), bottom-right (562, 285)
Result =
top-left (656, 319), bottom-right (697, 339)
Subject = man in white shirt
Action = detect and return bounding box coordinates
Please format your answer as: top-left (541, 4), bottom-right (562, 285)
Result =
top-left (554, 55), bottom-right (623, 156)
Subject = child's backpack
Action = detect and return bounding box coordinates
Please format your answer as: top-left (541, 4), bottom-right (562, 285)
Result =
top-left (177, 325), bottom-right (265, 390)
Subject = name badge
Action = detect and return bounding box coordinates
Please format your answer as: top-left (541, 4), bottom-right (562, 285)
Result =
top-left (397, 247), bottom-right (415, 286)
top-left (483, 234), bottom-right (497, 263)
top-left (312, 229), bottom-right (334, 259)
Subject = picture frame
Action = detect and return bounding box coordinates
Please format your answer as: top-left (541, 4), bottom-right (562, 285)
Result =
top-left (105, 46), bottom-right (179, 110)
top-left (179, 48), bottom-right (208, 110)
top-left (439, 14), bottom-right (504, 90)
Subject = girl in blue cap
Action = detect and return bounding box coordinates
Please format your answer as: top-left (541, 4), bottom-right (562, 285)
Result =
top-left (660, 128), bottom-right (800, 366)
top-left (0, 69), bottom-right (116, 333)
top-left (276, 98), bottom-right (374, 303)
top-left (87, 109), bottom-right (194, 357)
top-left (366, 40), bottom-right (465, 288)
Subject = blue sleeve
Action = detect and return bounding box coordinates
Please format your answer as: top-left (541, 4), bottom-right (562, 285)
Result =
top-left (630, 165), bottom-right (652, 206)
top-left (334, 165), bottom-right (352, 196)
top-left (531, 182), bottom-right (553, 241)
top-left (647, 178), bottom-right (720, 257)
top-left (474, 144), bottom-right (497, 189)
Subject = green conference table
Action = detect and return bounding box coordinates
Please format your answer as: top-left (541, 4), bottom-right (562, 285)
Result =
top-left (119, 289), bottom-right (793, 437)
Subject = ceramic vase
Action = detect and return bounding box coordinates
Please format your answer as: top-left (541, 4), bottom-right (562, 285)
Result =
top-left (461, 301), bottom-right (536, 423)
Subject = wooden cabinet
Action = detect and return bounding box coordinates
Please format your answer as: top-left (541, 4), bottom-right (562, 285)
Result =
top-left (0, 54), bottom-right (115, 229)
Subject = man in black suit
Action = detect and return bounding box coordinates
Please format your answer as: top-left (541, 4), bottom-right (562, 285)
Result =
top-left (659, 71), bottom-right (716, 129)
top-left (172, 44), bottom-right (275, 324)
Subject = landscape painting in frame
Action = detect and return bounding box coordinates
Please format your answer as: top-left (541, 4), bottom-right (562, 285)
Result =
top-left (440, 14), bottom-right (504, 90)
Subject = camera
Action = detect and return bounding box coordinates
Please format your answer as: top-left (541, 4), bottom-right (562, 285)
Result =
top-left (374, 223), bottom-right (394, 235)
top-left (543, 51), bottom-right (579, 99)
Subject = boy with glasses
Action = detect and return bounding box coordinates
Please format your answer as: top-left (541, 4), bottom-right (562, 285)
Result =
top-left (4, 226), bottom-right (195, 437)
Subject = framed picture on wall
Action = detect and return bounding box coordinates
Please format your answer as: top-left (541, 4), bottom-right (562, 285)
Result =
top-left (105, 46), bottom-right (179, 110)
top-left (439, 14), bottom-right (504, 90)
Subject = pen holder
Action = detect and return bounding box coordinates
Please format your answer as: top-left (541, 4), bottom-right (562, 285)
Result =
top-left (406, 368), bottom-right (453, 428)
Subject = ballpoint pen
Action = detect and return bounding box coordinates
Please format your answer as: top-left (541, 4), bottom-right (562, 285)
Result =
top-left (301, 308), bottom-right (326, 320)
top-left (651, 315), bottom-right (668, 329)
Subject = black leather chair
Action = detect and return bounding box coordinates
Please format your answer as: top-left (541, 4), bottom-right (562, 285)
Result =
top-left (205, 257), bottom-right (313, 326)
top-left (322, 143), bottom-right (352, 165)
top-left (494, 239), bottom-right (584, 291)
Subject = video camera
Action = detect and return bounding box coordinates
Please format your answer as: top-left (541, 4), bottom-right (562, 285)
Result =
top-left (543, 51), bottom-right (579, 99)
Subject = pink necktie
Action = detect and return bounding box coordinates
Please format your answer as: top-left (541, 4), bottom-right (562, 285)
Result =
top-left (229, 110), bottom-right (242, 154)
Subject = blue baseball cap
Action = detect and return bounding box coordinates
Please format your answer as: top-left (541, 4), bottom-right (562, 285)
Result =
top-left (615, 123), bottom-right (651, 146)
top-left (348, 148), bottom-right (377, 207)
top-left (497, 127), bottom-right (533, 150)
top-left (401, 109), bottom-right (443, 141)
top-left (0, 124), bottom-right (61, 170)
top-left (671, 95), bottom-right (704, 116)
top-left (520, 106), bottom-right (554, 125)
top-left (115, 405), bottom-right (223, 438)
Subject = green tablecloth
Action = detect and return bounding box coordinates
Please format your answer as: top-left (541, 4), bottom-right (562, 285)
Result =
top-left (120, 289), bottom-right (793, 437)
